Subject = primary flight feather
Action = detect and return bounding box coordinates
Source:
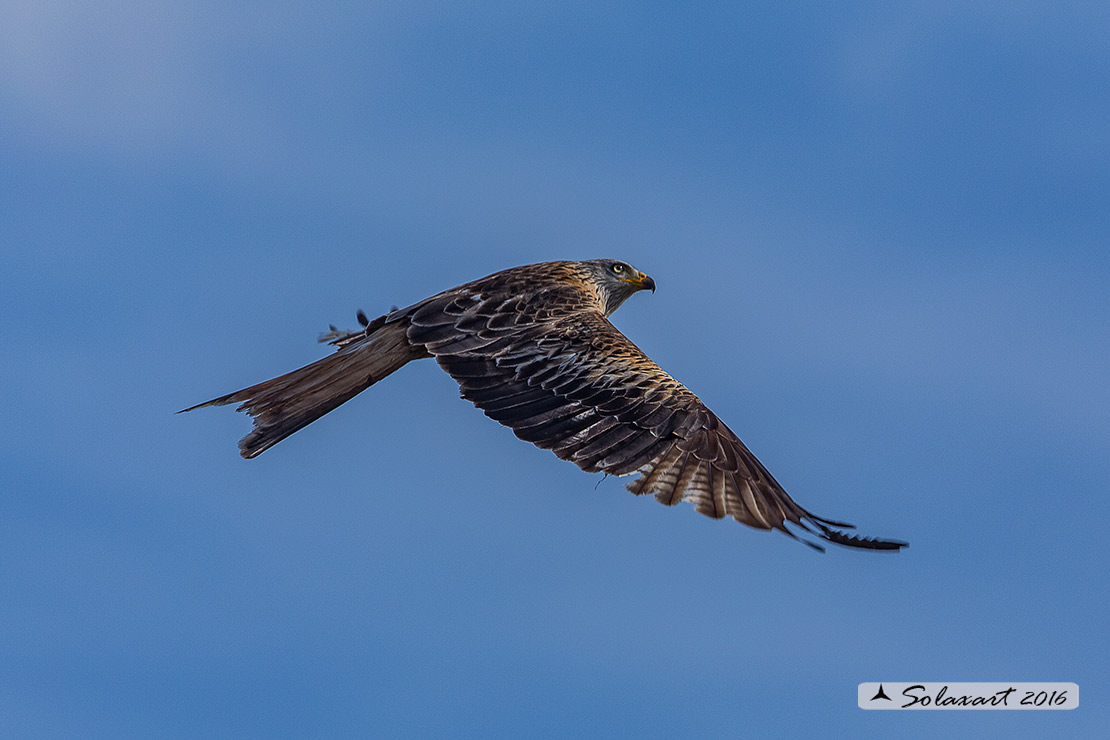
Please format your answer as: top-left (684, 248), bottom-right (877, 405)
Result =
top-left (183, 259), bottom-right (905, 552)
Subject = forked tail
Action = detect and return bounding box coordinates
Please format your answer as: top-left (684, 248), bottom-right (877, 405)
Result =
top-left (181, 316), bottom-right (426, 458)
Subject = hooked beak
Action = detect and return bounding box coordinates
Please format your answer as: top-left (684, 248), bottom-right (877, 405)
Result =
top-left (623, 271), bottom-right (656, 293)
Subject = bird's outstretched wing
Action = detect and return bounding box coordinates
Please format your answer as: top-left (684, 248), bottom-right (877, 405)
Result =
top-left (406, 286), bottom-right (905, 552)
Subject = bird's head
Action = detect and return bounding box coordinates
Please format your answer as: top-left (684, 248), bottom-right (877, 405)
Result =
top-left (582, 259), bottom-right (656, 316)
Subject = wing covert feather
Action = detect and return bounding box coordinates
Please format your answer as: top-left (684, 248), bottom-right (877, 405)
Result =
top-left (407, 285), bottom-right (903, 551)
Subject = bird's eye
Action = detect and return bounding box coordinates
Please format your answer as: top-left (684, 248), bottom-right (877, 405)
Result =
top-left (611, 263), bottom-right (625, 274)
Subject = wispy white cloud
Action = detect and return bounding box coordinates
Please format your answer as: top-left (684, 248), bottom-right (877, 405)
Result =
top-left (1, 1), bottom-right (222, 155)
top-left (0, 1), bottom-right (410, 168)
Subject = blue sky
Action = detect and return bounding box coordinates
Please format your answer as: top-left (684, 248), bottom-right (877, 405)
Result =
top-left (2, 2), bottom-right (1107, 738)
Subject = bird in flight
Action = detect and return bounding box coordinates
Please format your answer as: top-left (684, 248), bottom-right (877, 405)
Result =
top-left (183, 259), bottom-right (905, 552)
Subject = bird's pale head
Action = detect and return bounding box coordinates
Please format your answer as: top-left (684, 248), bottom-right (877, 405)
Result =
top-left (581, 259), bottom-right (656, 316)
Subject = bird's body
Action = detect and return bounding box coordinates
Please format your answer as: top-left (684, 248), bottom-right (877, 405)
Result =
top-left (184, 259), bottom-right (905, 552)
